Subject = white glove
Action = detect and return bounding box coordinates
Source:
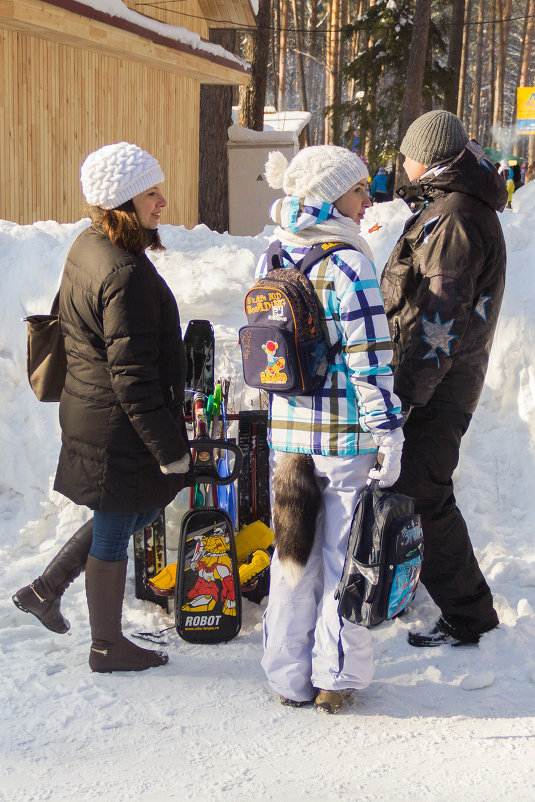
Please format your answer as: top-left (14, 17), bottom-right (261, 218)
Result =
top-left (368, 431), bottom-right (404, 488)
top-left (160, 452), bottom-right (191, 474)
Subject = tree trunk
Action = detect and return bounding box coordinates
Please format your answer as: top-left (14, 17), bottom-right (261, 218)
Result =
top-left (198, 29), bottom-right (236, 232)
top-left (292, 0), bottom-right (309, 141)
top-left (469, 0), bottom-right (485, 140)
top-left (363, 0), bottom-right (377, 162)
top-left (277, 0), bottom-right (288, 111)
top-left (325, 0), bottom-right (342, 144)
top-left (514, 0), bottom-right (535, 157)
top-left (271, 0), bottom-right (280, 108)
top-left (396, 0), bottom-right (432, 182)
top-left (444, 0), bottom-right (466, 113)
top-left (456, 0), bottom-right (472, 122)
top-left (493, 0), bottom-right (512, 140)
top-left (488, 0), bottom-right (496, 145)
top-left (238, 0), bottom-right (272, 131)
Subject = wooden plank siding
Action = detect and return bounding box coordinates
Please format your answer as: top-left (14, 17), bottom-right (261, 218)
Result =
top-left (0, 0), bottom-right (250, 225)
top-left (123, 0), bottom-right (209, 37)
top-left (123, 0), bottom-right (255, 32)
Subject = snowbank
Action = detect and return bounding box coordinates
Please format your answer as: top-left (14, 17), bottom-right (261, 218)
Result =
top-left (1, 196), bottom-right (535, 801)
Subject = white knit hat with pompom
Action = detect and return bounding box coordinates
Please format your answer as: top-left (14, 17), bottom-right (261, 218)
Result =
top-left (80, 142), bottom-right (164, 209)
top-left (265, 145), bottom-right (368, 203)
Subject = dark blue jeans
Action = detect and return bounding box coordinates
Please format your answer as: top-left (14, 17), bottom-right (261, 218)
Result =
top-left (90, 509), bottom-right (160, 562)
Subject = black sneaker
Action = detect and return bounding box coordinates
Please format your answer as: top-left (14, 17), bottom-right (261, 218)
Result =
top-left (408, 616), bottom-right (480, 648)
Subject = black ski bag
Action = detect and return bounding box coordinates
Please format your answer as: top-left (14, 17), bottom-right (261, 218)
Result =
top-left (239, 241), bottom-right (355, 396)
top-left (335, 481), bottom-right (424, 628)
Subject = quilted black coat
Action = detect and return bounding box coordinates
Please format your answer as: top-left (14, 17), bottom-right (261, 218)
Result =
top-left (53, 226), bottom-right (190, 513)
top-left (381, 141), bottom-right (507, 414)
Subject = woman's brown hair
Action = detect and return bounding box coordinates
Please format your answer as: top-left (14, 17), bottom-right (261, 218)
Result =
top-left (87, 200), bottom-right (165, 254)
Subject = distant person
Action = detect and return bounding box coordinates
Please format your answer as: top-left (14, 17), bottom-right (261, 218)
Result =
top-left (498, 159), bottom-right (509, 182)
top-left (345, 129), bottom-right (360, 153)
top-left (381, 111), bottom-right (507, 648)
top-left (525, 163), bottom-right (535, 184)
top-left (521, 161), bottom-right (528, 184)
top-left (505, 168), bottom-right (515, 209)
top-left (371, 167), bottom-right (389, 202)
top-left (13, 143), bottom-right (191, 672)
top-left (511, 164), bottom-right (522, 191)
top-left (386, 166), bottom-right (395, 200)
top-left (259, 145), bottom-right (404, 713)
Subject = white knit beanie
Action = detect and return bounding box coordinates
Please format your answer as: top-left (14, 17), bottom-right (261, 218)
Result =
top-left (80, 142), bottom-right (165, 209)
top-left (265, 145), bottom-right (369, 203)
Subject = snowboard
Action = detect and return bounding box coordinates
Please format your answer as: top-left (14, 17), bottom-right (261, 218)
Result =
top-left (133, 510), bottom-right (168, 611)
top-left (175, 506), bottom-right (241, 643)
top-left (183, 319), bottom-right (215, 418)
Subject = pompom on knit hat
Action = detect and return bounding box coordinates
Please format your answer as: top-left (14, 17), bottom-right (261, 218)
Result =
top-left (80, 142), bottom-right (165, 209)
top-left (264, 145), bottom-right (369, 203)
top-left (400, 110), bottom-right (469, 166)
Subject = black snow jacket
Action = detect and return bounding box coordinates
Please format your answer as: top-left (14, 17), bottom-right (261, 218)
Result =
top-left (54, 226), bottom-right (190, 513)
top-left (381, 140), bottom-right (507, 414)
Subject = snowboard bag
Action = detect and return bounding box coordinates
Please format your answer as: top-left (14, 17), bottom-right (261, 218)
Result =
top-left (175, 507), bottom-right (241, 643)
top-left (133, 510), bottom-right (169, 611)
top-left (335, 480), bottom-right (424, 628)
top-left (183, 319), bottom-right (215, 418)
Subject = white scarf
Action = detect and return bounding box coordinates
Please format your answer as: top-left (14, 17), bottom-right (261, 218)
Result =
top-left (271, 215), bottom-right (374, 265)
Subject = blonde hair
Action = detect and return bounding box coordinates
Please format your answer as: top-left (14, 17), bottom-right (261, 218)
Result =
top-left (86, 201), bottom-right (165, 254)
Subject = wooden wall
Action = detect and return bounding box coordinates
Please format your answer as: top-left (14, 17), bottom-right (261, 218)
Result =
top-left (123, 0), bottom-right (209, 37)
top-left (0, 27), bottom-right (199, 225)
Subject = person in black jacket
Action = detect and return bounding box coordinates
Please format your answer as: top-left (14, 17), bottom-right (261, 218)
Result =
top-left (13, 142), bottom-right (190, 672)
top-left (381, 111), bottom-right (507, 647)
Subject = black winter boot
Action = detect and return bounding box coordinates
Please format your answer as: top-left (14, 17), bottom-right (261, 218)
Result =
top-left (85, 555), bottom-right (169, 673)
top-left (12, 519), bottom-right (93, 634)
top-left (408, 615), bottom-right (483, 647)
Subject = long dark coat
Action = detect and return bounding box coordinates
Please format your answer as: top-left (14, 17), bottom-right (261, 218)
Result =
top-left (53, 225), bottom-right (190, 513)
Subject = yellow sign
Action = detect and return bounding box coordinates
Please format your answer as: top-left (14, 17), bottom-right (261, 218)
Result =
top-left (517, 87), bottom-right (535, 134)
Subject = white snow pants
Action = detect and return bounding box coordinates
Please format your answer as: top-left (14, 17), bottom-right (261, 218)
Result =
top-left (261, 451), bottom-right (376, 702)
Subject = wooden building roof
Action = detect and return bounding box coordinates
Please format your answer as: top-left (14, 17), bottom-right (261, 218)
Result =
top-left (0, 0), bottom-right (251, 83)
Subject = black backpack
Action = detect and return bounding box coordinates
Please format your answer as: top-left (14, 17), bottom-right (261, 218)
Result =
top-left (239, 240), bottom-right (355, 396)
top-left (335, 481), bottom-right (424, 628)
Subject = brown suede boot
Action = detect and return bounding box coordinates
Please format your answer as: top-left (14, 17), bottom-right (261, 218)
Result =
top-left (12, 519), bottom-right (94, 634)
top-left (85, 555), bottom-right (168, 673)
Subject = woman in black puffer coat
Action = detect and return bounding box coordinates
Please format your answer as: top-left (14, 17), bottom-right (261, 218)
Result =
top-left (13, 143), bottom-right (190, 673)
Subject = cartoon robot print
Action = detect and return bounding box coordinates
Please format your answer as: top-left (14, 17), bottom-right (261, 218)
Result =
top-left (182, 525), bottom-right (237, 617)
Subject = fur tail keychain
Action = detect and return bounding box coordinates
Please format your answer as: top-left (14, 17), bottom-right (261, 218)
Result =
top-left (272, 453), bottom-right (321, 587)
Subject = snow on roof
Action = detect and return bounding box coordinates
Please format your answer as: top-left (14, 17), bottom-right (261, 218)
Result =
top-left (72, 0), bottom-right (249, 69)
top-left (228, 110), bottom-right (312, 144)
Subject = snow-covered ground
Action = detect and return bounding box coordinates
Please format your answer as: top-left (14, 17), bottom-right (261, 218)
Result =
top-left (1, 183), bottom-right (535, 801)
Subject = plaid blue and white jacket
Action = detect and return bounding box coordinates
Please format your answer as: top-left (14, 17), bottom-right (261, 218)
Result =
top-left (256, 197), bottom-right (403, 456)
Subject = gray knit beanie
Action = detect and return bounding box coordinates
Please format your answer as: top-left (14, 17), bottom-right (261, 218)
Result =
top-left (264, 145), bottom-right (369, 203)
top-left (400, 110), bottom-right (469, 166)
top-left (80, 142), bottom-right (164, 209)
